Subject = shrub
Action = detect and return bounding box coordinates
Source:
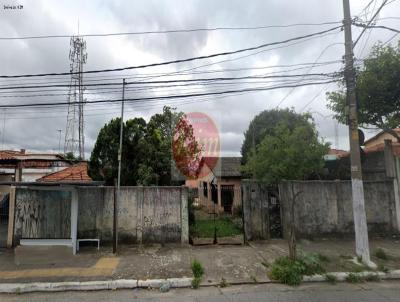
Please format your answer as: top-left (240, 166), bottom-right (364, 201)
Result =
top-left (346, 273), bottom-right (364, 283)
top-left (325, 273), bottom-right (337, 284)
top-left (301, 254), bottom-right (326, 275)
top-left (191, 259), bottom-right (204, 279)
top-left (375, 248), bottom-right (389, 260)
top-left (269, 257), bottom-right (306, 286)
top-left (269, 254), bottom-right (326, 286)
top-left (191, 277), bottom-right (201, 289)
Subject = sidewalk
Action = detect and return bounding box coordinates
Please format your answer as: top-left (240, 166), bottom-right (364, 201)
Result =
top-left (0, 238), bottom-right (399, 285)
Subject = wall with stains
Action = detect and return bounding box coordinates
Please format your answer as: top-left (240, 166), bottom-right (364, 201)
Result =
top-left (13, 186), bottom-right (188, 245)
top-left (279, 180), bottom-right (399, 238)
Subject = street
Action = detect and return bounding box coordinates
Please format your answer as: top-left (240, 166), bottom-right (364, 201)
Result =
top-left (1, 282), bottom-right (399, 302)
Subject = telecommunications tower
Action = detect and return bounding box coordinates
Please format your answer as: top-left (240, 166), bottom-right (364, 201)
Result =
top-left (64, 36), bottom-right (87, 159)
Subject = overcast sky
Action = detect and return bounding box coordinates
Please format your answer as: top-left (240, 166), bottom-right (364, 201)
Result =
top-left (1, 0), bottom-right (400, 158)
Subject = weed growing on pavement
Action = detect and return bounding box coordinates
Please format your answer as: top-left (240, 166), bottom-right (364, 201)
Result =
top-left (250, 275), bottom-right (258, 283)
top-left (325, 273), bottom-right (337, 284)
top-left (375, 248), bottom-right (389, 260)
top-left (191, 259), bottom-right (204, 289)
top-left (346, 273), bottom-right (364, 283)
top-left (191, 259), bottom-right (204, 278)
top-left (356, 256), bottom-right (362, 263)
top-left (269, 254), bottom-right (326, 286)
top-left (191, 277), bottom-right (201, 289)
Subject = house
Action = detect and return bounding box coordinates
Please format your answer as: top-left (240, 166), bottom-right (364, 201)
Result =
top-left (0, 149), bottom-right (72, 182)
top-left (37, 162), bottom-right (92, 182)
top-left (364, 128), bottom-right (400, 148)
top-left (185, 157), bottom-right (242, 214)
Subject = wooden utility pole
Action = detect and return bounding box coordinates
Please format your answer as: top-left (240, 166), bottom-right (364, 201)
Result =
top-left (342, 0), bottom-right (374, 267)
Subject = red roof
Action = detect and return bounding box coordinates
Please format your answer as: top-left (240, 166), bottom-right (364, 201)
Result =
top-left (328, 149), bottom-right (348, 157)
top-left (37, 163), bottom-right (92, 182)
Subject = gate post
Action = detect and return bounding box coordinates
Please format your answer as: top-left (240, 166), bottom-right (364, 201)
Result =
top-left (6, 186), bottom-right (16, 248)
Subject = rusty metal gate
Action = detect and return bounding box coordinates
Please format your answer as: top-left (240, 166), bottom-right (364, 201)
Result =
top-left (242, 180), bottom-right (282, 241)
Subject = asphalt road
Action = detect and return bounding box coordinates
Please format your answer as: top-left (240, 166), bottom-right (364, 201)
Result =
top-left (1, 282), bottom-right (399, 302)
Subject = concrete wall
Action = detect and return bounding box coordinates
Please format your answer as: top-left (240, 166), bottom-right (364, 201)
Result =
top-left (13, 186), bottom-right (189, 245)
top-left (279, 180), bottom-right (399, 238)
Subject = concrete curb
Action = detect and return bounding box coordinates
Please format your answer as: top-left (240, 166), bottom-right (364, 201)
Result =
top-left (0, 271), bottom-right (399, 293)
top-left (302, 270), bottom-right (400, 282)
top-left (0, 278), bottom-right (193, 294)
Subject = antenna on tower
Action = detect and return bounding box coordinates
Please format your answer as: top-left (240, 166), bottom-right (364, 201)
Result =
top-left (64, 36), bottom-right (87, 159)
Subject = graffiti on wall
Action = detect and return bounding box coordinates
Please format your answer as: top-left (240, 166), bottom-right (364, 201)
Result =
top-left (15, 199), bottom-right (41, 238)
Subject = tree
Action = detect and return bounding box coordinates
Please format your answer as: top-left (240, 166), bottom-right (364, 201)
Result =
top-left (88, 106), bottom-right (199, 186)
top-left (89, 117), bottom-right (148, 185)
top-left (241, 108), bottom-right (314, 165)
top-left (243, 113), bottom-right (329, 183)
top-left (327, 42), bottom-right (400, 141)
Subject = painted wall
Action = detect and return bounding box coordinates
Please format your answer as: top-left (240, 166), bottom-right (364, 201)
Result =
top-left (13, 186), bottom-right (189, 245)
top-left (279, 180), bottom-right (399, 238)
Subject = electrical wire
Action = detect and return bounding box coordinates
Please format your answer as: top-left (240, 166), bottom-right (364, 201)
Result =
top-left (0, 26), bottom-right (343, 79)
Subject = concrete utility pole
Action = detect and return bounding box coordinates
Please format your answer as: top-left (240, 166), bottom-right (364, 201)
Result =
top-left (342, 0), bottom-right (375, 267)
top-left (113, 78), bottom-right (126, 254)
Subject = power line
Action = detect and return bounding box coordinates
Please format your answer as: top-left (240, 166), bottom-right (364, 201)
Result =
top-left (0, 80), bottom-right (338, 109)
top-left (0, 26), bottom-right (342, 79)
top-left (0, 21), bottom-right (342, 40)
top-left (0, 72), bottom-right (338, 91)
top-left (353, 0), bottom-right (390, 47)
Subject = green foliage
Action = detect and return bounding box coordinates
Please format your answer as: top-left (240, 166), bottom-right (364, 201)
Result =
top-left (241, 108), bottom-right (315, 165)
top-left (300, 254), bottom-right (326, 275)
top-left (190, 218), bottom-right (242, 238)
top-left (269, 257), bottom-right (305, 286)
top-left (346, 273), bottom-right (364, 283)
top-left (89, 106), bottom-right (198, 185)
top-left (327, 42), bottom-right (400, 136)
top-left (269, 254), bottom-right (326, 286)
top-left (191, 259), bottom-right (204, 279)
top-left (64, 151), bottom-right (81, 161)
top-left (243, 110), bottom-right (329, 183)
top-left (325, 273), bottom-right (337, 284)
top-left (191, 277), bottom-right (201, 289)
top-left (375, 248), bottom-right (389, 260)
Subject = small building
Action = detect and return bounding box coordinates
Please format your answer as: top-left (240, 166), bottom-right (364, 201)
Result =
top-left (364, 128), bottom-right (400, 149)
top-left (37, 162), bottom-right (92, 183)
top-left (185, 157), bottom-right (242, 214)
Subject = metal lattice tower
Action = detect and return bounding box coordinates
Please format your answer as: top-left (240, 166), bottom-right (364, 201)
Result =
top-left (64, 36), bottom-right (87, 159)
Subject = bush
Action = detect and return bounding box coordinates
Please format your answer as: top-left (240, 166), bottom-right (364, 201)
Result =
top-left (269, 255), bottom-right (326, 286)
top-left (301, 254), bottom-right (325, 275)
top-left (191, 259), bottom-right (204, 279)
top-left (270, 257), bottom-right (305, 286)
